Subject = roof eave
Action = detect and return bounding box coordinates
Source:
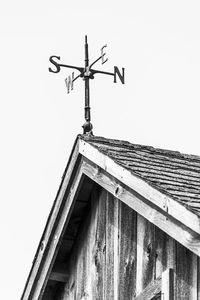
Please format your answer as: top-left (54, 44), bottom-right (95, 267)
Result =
top-left (79, 138), bottom-right (200, 236)
top-left (21, 135), bottom-right (82, 300)
top-left (21, 135), bottom-right (200, 299)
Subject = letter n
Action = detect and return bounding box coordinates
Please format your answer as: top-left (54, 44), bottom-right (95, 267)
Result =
top-left (114, 66), bottom-right (125, 84)
top-left (65, 72), bottom-right (74, 93)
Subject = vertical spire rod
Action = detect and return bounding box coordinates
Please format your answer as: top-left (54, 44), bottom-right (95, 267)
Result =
top-left (84, 35), bottom-right (91, 123)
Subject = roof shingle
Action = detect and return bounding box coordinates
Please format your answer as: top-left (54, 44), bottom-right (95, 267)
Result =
top-left (80, 135), bottom-right (200, 215)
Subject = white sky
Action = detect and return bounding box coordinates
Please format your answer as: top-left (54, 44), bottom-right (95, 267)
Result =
top-left (1, 1), bottom-right (200, 298)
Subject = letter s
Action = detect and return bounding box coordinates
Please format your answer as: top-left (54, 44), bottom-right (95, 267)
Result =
top-left (48, 56), bottom-right (61, 73)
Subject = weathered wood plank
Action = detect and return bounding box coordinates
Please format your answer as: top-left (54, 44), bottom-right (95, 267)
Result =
top-left (59, 186), bottom-right (100, 300)
top-left (176, 242), bottom-right (198, 299)
top-left (22, 143), bottom-right (81, 300)
top-left (166, 237), bottom-right (176, 270)
top-left (74, 210), bottom-right (87, 299)
top-left (136, 214), bottom-right (156, 295)
top-left (135, 276), bottom-right (161, 300)
top-left (190, 254), bottom-right (198, 300)
top-left (89, 187), bottom-right (99, 299)
top-left (113, 197), bottom-right (119, 300)
top-left (79, 141), bottom-right (200, 235)
top-left (49, 269), bottom-right (69, 283)
top-left (197, 257), bottom-right (200, 300)
top-left (154, 227), bottom-right (168, 278)
top-left (105, 191), bottom-right (115, 299)
top-left (161, 268), bottom-right (174, 300)
top-left (49, 271), bottom-right (68, 283)
top-left (118, 201), bottom-right (137, 299)
top-left (93, 188), bottom-right (106, 299)
top-left (81, 158), bottom-right (200, 257)
top-left (33, 165), bottom-right (86, 300)
top-left (59, 251), bottom-right (76, 299)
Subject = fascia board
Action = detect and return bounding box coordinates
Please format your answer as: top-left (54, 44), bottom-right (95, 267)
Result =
top-left (79, 139), bottom-right (200, 236)
top-left (21, 136), bottom-right (200, 299)
top-left (81, 157), bottom-right (200, 256)
top-left (21, 137), bottom-right (81, 300)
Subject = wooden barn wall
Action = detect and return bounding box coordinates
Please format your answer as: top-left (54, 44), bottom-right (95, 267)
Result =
top-left (56, 187), bottom-right (200, 300)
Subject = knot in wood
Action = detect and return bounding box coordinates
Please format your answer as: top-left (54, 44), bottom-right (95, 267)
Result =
top-left (40, 241), bottom-right (45, 252)
top-left (115, 185), bottom-right (123, 196)
top-left (146, 243), bottom-right (152, 259)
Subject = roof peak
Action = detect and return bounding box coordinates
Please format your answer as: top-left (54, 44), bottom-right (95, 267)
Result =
top-left (78, 134), bottom-right (200, 161)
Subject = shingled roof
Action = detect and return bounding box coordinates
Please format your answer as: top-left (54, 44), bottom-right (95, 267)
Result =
top-left (80, 135), bottom-right (200, 216)
top-left (22, 134), bottom-right (200, 299)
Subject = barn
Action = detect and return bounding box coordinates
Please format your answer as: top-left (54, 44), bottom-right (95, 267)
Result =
top-left (21, 134), bottom-right (200, 299)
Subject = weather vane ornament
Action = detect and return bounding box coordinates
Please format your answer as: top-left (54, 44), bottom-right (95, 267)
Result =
top-left (49, 36), bottom-right (125, 135)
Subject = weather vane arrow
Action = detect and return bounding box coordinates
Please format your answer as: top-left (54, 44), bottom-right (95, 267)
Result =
top-left (49, 35), bottom-right (125, 135)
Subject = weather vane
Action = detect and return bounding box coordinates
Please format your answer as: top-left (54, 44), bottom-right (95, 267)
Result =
top-left (49, 36), bottom-right (125, 135)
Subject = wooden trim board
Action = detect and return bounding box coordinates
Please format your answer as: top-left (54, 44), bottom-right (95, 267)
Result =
top-left (135, 276), bottom-right (161, 300)
top-left (161, 268), bottom-right (174, 300)
top-left (82, 157), bottom-right (200, 257)
top-left (21, 136), bottom-right (200, 300)
top-left (79, 139), bottom-right (200, 235)
top-left (21, 146), bottom-right (83, 299)
top-left (21, 138), bottom-right (81, 300)
top-left (135, 268), bottom-right (174, 300)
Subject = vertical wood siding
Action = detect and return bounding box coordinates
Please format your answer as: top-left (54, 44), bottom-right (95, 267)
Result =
top-left (93, 188), bottom-right (106, 299)
top-left (56, 187), bottom-right (199, 300)
top-left (176, 242), bottom-right (198, 299)
top-left (118, 200), bottom-right (137, 299)
top-left (136, 215), bottom-right (155, 294)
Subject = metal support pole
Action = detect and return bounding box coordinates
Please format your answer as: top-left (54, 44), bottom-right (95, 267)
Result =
top-left (82, 35), bottom-right (93, 134)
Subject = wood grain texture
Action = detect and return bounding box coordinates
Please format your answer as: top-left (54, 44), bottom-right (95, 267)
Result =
top-left (113, 196), bottom-right (119, 300)
top-left (135, 276), bottom-right (161, 300)
top-left (58, 187), bottom-right (100, 300)
top-left (118, 201), bottom-right (137, 299)
top-left (54, 186), bottom-right (199, 300)
top-left (197, 257), bottom-right (200, 300)
top-left (81, 158), bottom-right (200, 257)
top-left (79, 138), bottom-right (200, 238)
top-left (136, 217), bottom-right (176, 298)
top-left (94, 189), bottom-right (106, 300)
top-left (136, 214), bottom-right (155, 295)
top-left (176, 242), bottom-right (198, 299)
top-left (23, 134), bottom-right (200, 300)
top-left (56, 188), bottom-right (138, 300)
top-left (155, 226), bottom-right (168, 278)
top-left (57, 188), bottom-right (117, 300)
top-left (105, 192), bottom-right (115, 299)
top-left (79, 134), bottom-right (200, 218)
top-left (161, 268), bottom-right (174, 300)
top-left (21, 141), bottom-right (81, 300)
top-left (32, 164), bottom-right (85, 300)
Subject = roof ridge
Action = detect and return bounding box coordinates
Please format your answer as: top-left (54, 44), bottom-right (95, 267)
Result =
top-left (78, 134), bottom-right (200, 161)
